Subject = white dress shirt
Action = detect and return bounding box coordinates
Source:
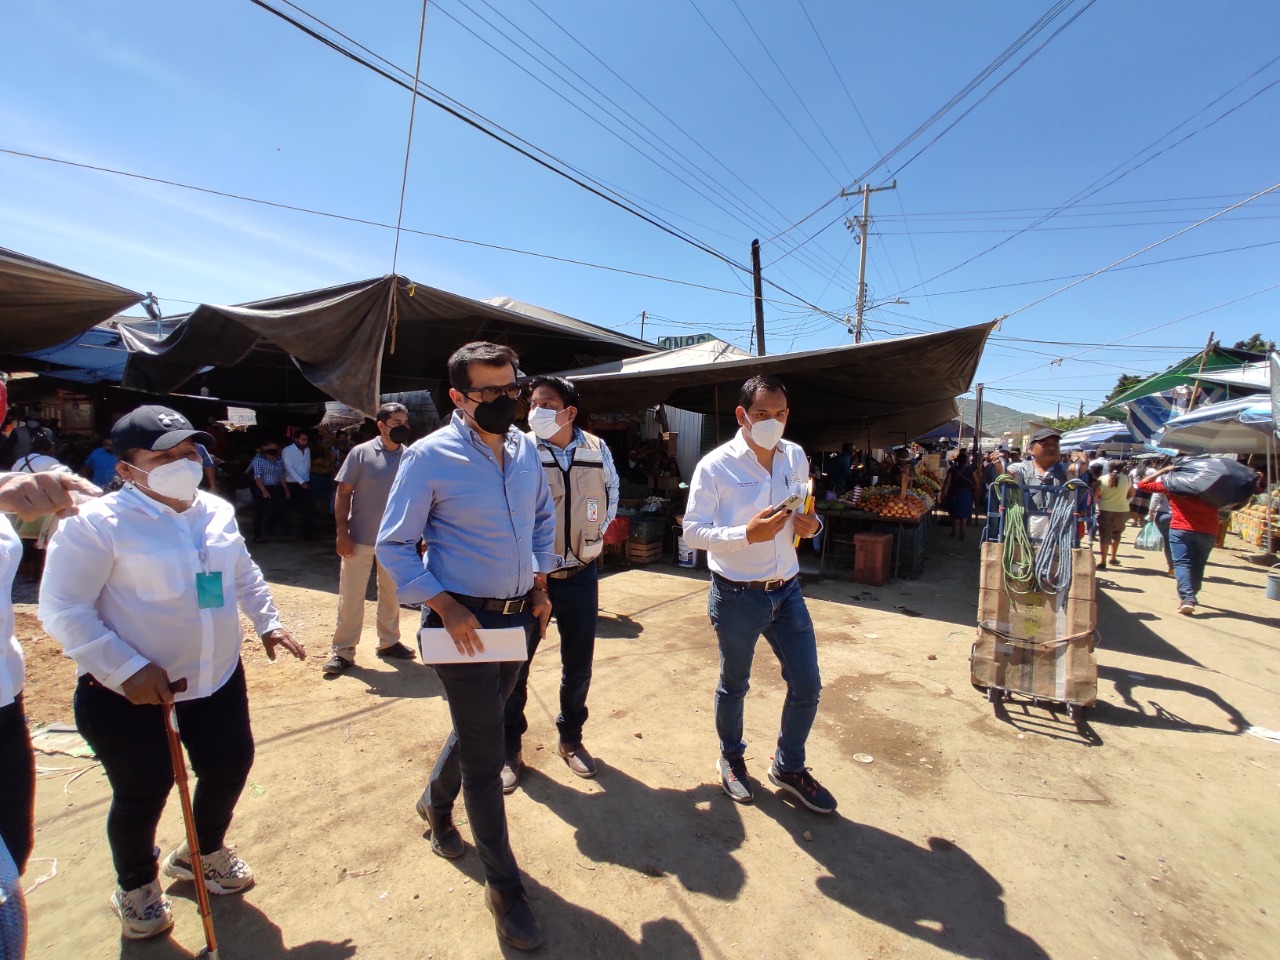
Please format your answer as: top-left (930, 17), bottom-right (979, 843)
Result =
top-left (282, 443), bottom-right (311, 484)
top-left (682, 431), bottom-right (817, 582)
top-left (39, 485), bottom-right (282, 702)
top-left (0, 511), bottom-right (23, 709)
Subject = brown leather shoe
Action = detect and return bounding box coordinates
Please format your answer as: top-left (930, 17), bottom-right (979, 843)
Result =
top-left (501, 750), bottom-right (523, 795)
top-left (558, 742), bottom-right (597, 779)
top-left (485, 884), bottom-right (543, 951)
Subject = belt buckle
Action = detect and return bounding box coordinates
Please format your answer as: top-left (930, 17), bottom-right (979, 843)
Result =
top-left (763, 578), bottom-right (783, 591)
top-left (502, 598), bottom-right (523, 615)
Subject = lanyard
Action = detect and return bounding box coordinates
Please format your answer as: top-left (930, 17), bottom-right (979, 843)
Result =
top-left (181, 501), bottom-right (211, 574)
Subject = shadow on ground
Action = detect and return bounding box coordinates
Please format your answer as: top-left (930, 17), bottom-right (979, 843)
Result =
top-left (121, 893), bottom-right (357, 960)
top-left (756, 794), bottom-right (1051, 960)
top-left (520, 764), bottom-right (745, 899)
top-left (440, 841), bottom-right (706, 958)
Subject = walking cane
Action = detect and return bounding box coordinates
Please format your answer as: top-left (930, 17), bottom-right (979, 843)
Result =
top-left (165, 679), bottom-right (220, 958)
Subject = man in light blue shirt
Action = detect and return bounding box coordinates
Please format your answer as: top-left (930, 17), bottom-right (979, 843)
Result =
top-left (377, 341), bottom-right (554, 953)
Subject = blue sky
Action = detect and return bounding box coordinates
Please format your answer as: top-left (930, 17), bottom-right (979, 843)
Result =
top-left (2, 0), bottom-right (1277, 415)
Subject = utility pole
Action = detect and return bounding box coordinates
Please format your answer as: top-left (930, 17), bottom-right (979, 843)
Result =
top-left (751, 239), bottom-right (766, 356)
top-left (842, 180), bottom-right (896, 342)
top-left (972, 383), bottom-right (985, 455)
top-left (640, 310), bottom-right (646, 342)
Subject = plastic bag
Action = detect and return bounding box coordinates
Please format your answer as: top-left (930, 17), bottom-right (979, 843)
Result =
top-left (1135, 519), bottom-right (1164, 551)
top-left (1162, 457), bottom-right (1259, 510)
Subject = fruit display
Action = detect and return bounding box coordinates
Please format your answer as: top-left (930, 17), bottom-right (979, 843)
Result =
top-left (859, 491), bottom-right (930, 520)
top-left (1231, 501), bottom-right (1280, 547)
top-left (914, 472), bottom-right (942, 495)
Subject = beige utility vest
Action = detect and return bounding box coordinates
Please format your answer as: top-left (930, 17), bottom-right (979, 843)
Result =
top-left (535, 430), bottom-right (609, 565)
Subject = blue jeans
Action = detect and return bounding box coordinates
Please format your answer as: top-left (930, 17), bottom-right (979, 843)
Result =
top-left (709, 574), bottom-right (821, 773)
top-left (1168, 529), bottom-right (1215, 605)
top-left (505, 561), bottom-right (598, 752)
top-left (424, 606), bottom-right (534, 894)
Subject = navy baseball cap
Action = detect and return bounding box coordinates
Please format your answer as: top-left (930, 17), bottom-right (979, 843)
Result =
top-left (1028, 427), bottom-right (1062, 444)
top-left (112, 405), bottom-right (214, 453)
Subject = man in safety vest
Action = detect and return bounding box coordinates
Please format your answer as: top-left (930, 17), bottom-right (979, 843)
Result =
top-left (503, 375), bottom-right (619, 791)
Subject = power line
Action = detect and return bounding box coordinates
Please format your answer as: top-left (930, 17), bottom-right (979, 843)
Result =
top-left (986, 279), bottom-right (1280, 385)
top-left (916, 239), bottom-right (1280, 297)
top-left (0, 147), bottom-right (764, 299)
top-left (247, 0), bottom-right (747, 273)
top-left (1000, 182), bottom-right (1280, 322)
top-left (762, 0), bottom-right (1091, 247)
top-left (893, 53), bottom-right (1280, 297)
top-left (724, 0), bottom-right (853, 180)
top-left (684, 0), bottom-right (843, 185)
top-left (390, 0), bottom-right (431, 274)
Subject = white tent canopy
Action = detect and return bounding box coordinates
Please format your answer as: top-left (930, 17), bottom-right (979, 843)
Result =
top-left (1194, 361), bottom-right (1269, 392)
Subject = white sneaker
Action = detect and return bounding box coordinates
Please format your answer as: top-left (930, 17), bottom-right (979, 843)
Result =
top-left (162, 841), bottom-right (255, 895)
top-left (111, 880), bottom-right (174, 940)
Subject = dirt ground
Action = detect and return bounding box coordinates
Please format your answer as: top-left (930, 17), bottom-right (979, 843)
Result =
top-left (13, 519), bottom-right (1280, 960)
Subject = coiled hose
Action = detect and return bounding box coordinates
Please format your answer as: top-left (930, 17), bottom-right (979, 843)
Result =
top-left (1034, 479), bottom-right (1091, 598)
top-left (993, 475), bottom-right (1037, 598)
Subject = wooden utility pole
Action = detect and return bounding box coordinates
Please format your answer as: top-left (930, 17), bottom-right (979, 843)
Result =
top-left (751, 239), bottom-right (766, 356)
top-left (972, 383), bottom-right (985, 455)
top-left (640, 310), bottom-right (647, 341)
top-left (842, 181), bottom-right (897, 343)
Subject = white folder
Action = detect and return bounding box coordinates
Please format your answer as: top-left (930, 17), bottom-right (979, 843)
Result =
top-left (417, 627), bottom-right (529, 664)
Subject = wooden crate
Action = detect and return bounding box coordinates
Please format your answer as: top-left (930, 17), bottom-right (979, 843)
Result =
top-left (625, 540), bottom-right (663, 564)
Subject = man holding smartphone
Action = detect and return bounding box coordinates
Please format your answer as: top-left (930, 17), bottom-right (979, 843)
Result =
top-left (682, 375), bottom-right (833, 814)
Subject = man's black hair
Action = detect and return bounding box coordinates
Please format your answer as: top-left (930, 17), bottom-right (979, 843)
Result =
top-left (527, 375), bottom-right (580, 409)
top-left (375, 402), bottom-right (408, 425)
top-left (447, 341), bottom-right (520, 391)
top-left (738, 375), bottom-right (789, 410)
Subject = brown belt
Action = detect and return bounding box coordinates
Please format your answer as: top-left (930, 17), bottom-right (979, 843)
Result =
top-left (713, 573), bottom-right (796, 592)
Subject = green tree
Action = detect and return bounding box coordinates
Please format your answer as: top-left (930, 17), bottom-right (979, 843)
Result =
top-left (1103, 373), bottom-right (1145, 404)
top-left (1232, 333), bottom-right (1276, 353)
top-left (1043, 415), bottom-right (1093, 432)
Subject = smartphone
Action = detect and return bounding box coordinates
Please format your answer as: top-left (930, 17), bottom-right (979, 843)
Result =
top-left (769, 492), bottom-right (804, 515)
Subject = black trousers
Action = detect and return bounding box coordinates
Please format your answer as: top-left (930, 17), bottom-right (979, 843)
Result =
top-left (424, 607), bottom-right (534, 894)
top-left (252, 484), bottom-right (288, 540)
top-left (0, 695), bottom-right (35, 874)
top-left (74, 663), bottom-right (255, 892)
top-left (505, 560), bottom-right (598, 753)
top-left (286, 482), bottom-right (313, 538)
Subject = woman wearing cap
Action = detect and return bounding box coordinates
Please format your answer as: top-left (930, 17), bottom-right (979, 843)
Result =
top-left (38, 405), bottom-right (305, 941)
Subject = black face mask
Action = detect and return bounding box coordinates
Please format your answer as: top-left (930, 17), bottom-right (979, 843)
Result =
top-left (470, 395), bottom-right (519, 435)
top-left (388, 425), bottom-right (412, 445)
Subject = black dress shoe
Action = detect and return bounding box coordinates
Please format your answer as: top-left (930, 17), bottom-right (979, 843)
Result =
top-left (485, 884), bottom-right (543, 951)
top-left (376, 641), bottom-right (416, 660)
top-left (419, 802), bottom-right (465, 860)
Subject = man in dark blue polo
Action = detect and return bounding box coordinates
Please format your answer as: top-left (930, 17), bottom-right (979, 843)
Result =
top-left (377, 341), bottom-right (556, 952)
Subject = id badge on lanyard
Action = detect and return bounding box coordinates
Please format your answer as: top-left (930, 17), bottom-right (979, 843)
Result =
top-left (189, 505), bottom-right (225, 609)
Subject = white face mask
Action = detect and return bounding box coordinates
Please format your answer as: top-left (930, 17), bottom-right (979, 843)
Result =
top-left (132, 457), bottom-right (203, 502)
top-left (529, 406), bottom-right (566, 441)
top-left (745, 414), bottom-right (785, 450)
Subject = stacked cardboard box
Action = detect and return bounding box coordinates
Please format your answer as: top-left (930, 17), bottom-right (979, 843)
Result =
top-left (971, 542), bottom-right (1097, 706)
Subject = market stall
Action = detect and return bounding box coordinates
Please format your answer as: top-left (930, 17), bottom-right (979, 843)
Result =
top-left (815, 459), bottom-right (942, 580)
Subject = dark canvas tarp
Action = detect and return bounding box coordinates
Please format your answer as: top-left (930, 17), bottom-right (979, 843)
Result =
top-left (565, 322), bottom-right (995, 449)
top-left (0, 247), bottom-right (144, 354)
top-left (121, 275), bottom-right (655, 414)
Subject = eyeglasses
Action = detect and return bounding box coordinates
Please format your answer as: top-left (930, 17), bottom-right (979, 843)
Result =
top-left (460, 383), bottom-right (523, 404)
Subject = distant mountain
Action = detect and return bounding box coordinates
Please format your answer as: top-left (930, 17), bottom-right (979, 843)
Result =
top-left (956, 398), bottom-right (1041, 439)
